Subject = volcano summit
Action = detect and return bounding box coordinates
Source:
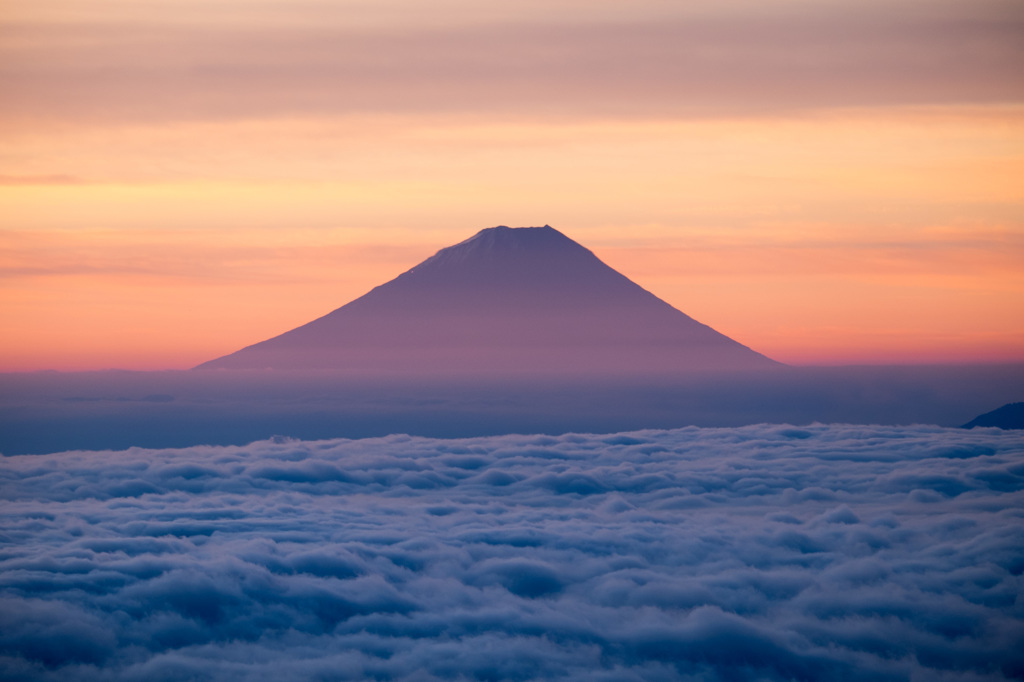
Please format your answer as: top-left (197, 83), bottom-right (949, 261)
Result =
top-left (198, 226), bottom-right (777, 375)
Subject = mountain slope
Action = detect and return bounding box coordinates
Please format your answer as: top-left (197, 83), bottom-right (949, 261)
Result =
top-left (197, 225), bottom-right (778, 374)
top-left (962, 402), bottom-right (1024, 430)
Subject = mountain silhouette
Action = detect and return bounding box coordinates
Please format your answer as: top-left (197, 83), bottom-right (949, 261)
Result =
top-left (962, 402), bottom-right (1024, 430)
top-left (197, 225), bottom-right (778, 374)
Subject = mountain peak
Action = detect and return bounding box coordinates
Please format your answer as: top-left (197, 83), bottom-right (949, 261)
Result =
top-left (413, 225), bottom-right (588, 272)
top-left (198, 225), bottom-right (778, 374)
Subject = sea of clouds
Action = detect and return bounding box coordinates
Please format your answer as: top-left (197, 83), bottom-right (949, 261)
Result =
top-left (1, 424), bottom-right (1022, 681)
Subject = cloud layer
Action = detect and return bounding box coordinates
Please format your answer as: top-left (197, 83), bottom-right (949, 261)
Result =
top-left (4, 0), bottom-right (1023, 124)
top-left (2, 424), bottom-right (1023, 680)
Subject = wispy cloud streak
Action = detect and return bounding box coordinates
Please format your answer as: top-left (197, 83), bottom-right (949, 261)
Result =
top-left (3, 2), bottom-right (1022, 124)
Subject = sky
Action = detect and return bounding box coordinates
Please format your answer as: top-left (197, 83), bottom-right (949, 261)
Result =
top-left (2, 0), bottom-right (1023, 370)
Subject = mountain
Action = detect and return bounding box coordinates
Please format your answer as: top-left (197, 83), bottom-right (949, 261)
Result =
top-left (962, 402), bottom-right (1024, 430)
top-left (197, 225), bottom-right (778, 375)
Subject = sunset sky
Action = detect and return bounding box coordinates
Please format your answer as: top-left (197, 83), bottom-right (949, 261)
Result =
top-left (2, 0), bottom-right (1023, 371)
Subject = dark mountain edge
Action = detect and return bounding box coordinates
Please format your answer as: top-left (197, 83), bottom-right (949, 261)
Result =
top-left (197, 225), bottom-right (777, 373)
top-left (2, 363), bottom-right (1023, 455)
top-left (962, 402), bottom-right (1024, 430)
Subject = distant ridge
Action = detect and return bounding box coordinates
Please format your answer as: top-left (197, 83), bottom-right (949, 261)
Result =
top-left (962, 402), bottom-right (1024, 430)
top-left (198, 225), bottom-right (779, 375)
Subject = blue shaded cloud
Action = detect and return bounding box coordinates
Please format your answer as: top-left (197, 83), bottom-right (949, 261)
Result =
top-left (1, 424), bottom-right (1023, 680)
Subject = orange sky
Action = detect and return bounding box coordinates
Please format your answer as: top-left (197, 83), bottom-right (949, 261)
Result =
top-left (2, 0), bottom-right (1023, 371)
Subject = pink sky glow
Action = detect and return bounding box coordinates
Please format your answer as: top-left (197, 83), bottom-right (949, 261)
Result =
top-left (1, 0), bottom-right (1023, 370)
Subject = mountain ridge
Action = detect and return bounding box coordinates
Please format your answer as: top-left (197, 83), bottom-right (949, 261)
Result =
top-left (962, 402), bottom-right (1024, 430)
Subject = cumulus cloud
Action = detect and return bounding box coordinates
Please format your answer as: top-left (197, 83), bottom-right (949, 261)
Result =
top-left (1, 424), bottom-right (1023, 680)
